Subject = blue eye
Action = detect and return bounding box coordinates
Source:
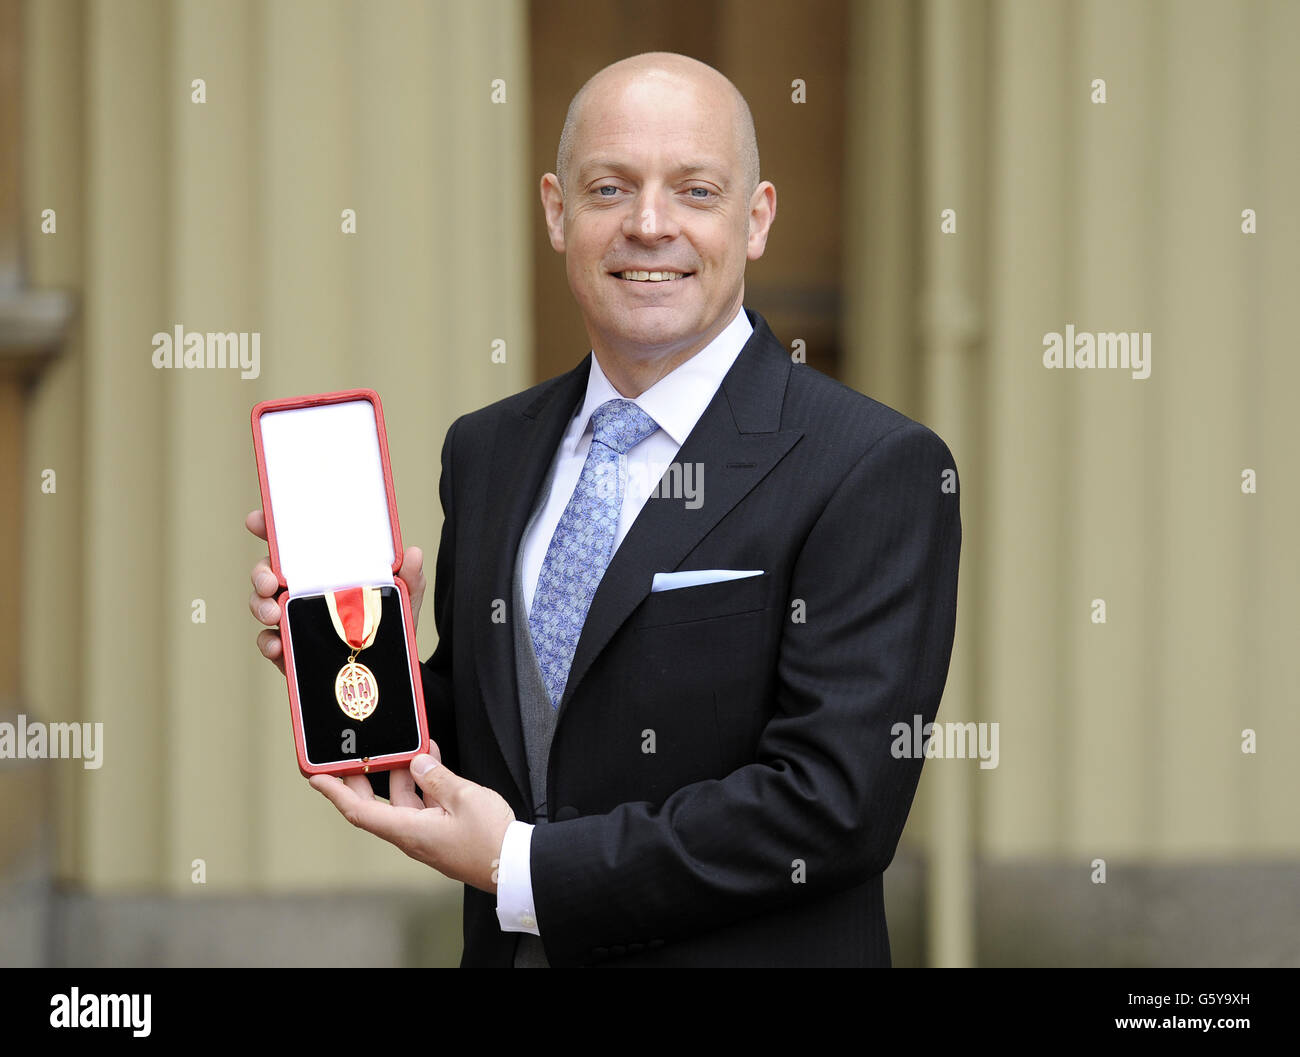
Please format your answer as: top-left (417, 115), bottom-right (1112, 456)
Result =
top-left (597, 186), bottom-right (618, 197)
top-left (688, 187), bottom-right (713, 199)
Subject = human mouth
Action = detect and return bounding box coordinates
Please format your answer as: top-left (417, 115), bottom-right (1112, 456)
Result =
top-left (613, 270), bottom-right (692, 282)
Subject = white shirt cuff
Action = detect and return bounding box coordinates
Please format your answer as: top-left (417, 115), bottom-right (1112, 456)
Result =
top-left (494, 820), bottom-right (539, 934)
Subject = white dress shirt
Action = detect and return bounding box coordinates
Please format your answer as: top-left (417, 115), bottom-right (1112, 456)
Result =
top-left (495, 305), bottom-right (754, 937)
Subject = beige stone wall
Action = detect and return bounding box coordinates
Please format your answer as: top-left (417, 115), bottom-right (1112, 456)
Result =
top-left (21, 0), bottom-right (531, 894)
top-left (844, 0), bottom-right (1300, 965)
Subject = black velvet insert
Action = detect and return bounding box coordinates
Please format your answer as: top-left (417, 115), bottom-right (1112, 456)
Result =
top-left (286, 586), bottom-right (421, 768)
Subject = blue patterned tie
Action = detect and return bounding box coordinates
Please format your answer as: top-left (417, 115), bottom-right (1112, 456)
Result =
top-left (529, 398), bottom-right (661, 708)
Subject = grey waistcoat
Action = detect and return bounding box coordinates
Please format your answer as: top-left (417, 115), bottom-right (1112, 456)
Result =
top-left (510, 455), bottom-right (561, 969)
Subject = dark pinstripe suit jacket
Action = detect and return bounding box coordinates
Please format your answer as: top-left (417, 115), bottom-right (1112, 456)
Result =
top-left (417, 307), bottom-right (961, 966)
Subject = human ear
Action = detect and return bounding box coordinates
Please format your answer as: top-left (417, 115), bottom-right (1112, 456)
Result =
top-left (746, 181), bottom-right (777, 260)
top-left (540, 173), bottom-right (566, 253)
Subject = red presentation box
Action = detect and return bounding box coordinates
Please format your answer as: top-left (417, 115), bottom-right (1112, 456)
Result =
top-left (251, 389), bottom-right (430, 778)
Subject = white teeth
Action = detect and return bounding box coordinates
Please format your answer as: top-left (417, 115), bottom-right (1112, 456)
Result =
top-left (618, 270), bottom-right (687, 281)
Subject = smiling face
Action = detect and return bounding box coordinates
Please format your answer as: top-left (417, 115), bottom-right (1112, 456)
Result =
top-left (541, 59), bottom-right (776, 378)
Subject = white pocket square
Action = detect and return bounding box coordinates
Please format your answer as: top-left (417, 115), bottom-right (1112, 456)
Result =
top-left (651, 569), bottom-right (764, 593)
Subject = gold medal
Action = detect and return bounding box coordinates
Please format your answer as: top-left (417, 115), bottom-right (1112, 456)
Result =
top-left (325, 586), bottom-right (383, 721)
top-left (334, 659), bottom-right (379, 721)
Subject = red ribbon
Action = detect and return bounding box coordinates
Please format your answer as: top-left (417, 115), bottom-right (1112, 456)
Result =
top-left (333, 587), bottom-right (367, 649)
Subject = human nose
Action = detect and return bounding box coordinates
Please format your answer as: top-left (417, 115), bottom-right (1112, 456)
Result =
top-left (621, 182), bottom-right (680, 242)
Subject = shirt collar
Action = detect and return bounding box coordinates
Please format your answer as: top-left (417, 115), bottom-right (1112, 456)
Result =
top-left (568, 305), bottom-right (753, 450)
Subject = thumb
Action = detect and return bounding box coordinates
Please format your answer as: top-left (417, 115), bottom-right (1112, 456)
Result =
top-left (410, 752), bottom-right (458, 807)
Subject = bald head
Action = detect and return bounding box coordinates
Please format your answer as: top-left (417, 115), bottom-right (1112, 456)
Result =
top-left (555, 52), bottom-right (760, 199)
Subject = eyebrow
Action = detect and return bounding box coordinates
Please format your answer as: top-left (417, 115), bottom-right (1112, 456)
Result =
top-left (576, 159), bottom-right (729, 186)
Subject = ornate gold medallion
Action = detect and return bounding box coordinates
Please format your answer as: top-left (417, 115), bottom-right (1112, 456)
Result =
top-left (325, 586), bottom-right (383, 722)
top-left (335, 658), bottom-right (379, 721)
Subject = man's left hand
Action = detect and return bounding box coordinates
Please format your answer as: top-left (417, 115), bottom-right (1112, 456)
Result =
top-left (309, 746), bottom-right (515, 894)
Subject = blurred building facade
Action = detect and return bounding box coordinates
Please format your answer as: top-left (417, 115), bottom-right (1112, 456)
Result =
top-left (2, 0), bottom-right (1297, 967)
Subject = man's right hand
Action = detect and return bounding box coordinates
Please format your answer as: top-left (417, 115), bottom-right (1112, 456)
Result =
top-left (246, 509), bottom-right (427, 676)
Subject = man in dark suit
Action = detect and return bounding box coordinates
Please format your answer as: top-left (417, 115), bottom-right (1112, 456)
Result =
top-left (249, 52), bottom-right (960, 967)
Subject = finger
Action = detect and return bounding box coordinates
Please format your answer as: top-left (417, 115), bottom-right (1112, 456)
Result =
top-left (250, 556), bottom-right (278, 598)
top-left (343, 774), bottom-right (374, 800)
top-left (388, 767), bottom-right (425, 809)
top-left (427, 739), bottom-right (443, 764)
top-left (401, 547), bottom-right (425, 621)
top-left (249, 588), bottom-right (281, 626)
top-left (256, 627), bottom-right (281, 657)
top-left (256, 628), bottom-right (286, 675)
top-left (246, 508), bottom-right (268, 541)
top-left (399, 545), bottom-right (424, 586)
top-left (309, 774), bottom-right (412, 844)
top-left (311, 774), bottom-right (379, 825)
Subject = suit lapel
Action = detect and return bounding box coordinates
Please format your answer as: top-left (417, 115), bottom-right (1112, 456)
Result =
top-left (556, 309), bottom-right (803, 720)
top-left (472, 309), bottom-right (804, 803)
top-left (472, 356), bottom-right (590, 814)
